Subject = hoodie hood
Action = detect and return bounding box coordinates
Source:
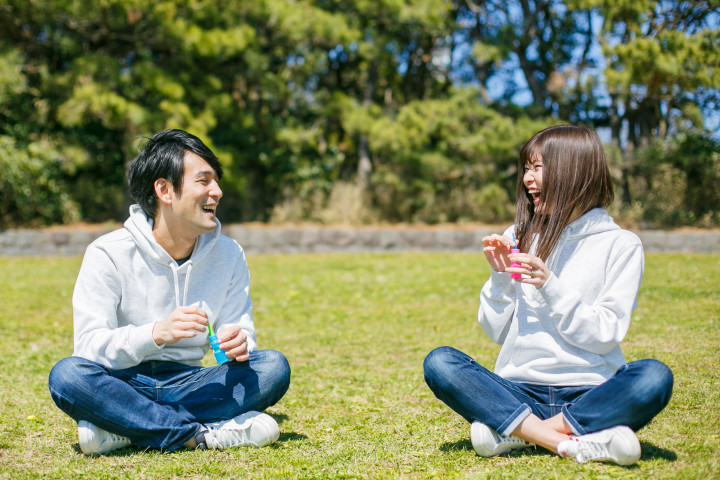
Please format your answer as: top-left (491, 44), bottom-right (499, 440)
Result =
top-left (125, 204), bottom-right (222, 307)
top-left (125, 204), bottom-right (222, 267)
top-left (564, 208), bottom-right (620, 239)
top-left (544, 208), bottom-right (620, 271)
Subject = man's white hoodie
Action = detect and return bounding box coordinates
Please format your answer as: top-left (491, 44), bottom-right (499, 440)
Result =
top-left (72, 205), bottom-right (256, 370)
top-left (479, 208), bottom-right (643, 386)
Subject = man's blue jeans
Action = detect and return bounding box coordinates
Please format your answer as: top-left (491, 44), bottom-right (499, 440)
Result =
top-left (48, 349), bottom-right (291, 451)
top-left (423, 346), bottom-right (672, 437)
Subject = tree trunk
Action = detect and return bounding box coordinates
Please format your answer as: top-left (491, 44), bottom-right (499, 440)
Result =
top-left (358, 58), bottom-right (378, 186)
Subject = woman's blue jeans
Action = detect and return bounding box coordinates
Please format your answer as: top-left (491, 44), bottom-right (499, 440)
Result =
top-left (423, 346), bottom-right (672, 437)
top-left (48, 349), bottom-right (291, 451)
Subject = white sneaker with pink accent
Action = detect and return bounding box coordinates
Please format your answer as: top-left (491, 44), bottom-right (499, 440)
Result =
top-left (470, 421), bottom-right (534, 457)
top-left (557, 426), bottom-right (641, 465)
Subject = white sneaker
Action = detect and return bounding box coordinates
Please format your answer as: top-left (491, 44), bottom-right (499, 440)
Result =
top-left (202, 411), bottom-right (279, 449)
top-left (470, 421), bottom-right (534, 457)
top-left (557, 426), bottom-right (641, 465)
top-left (78, 420), bottom-right (132, 455)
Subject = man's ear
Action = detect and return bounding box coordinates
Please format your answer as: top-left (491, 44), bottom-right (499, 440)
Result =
top-left (154, 179), bottom-right (173, 206)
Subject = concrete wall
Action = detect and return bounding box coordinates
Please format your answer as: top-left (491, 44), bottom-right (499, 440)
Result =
top-left (1, 225), bottom-right (718, 256)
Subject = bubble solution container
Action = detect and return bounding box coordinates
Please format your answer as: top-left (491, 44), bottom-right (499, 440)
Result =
top-left (209, 334), bottom-right (230, 364)
top-left (510, 246), bottom-right (522, 280)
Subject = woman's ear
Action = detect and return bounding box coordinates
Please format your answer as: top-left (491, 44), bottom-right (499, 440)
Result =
top-left (154, 178), bottom-right (173, 205)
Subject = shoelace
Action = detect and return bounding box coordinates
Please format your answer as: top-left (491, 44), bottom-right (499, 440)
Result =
top-left (206, 424), bottom-right (249, 448)
top-left (573, 440), bottom-right (609, 462)
top-left (98, 432), bottom-right (130, 448)
top-left (498, 434), bottom-right (529, 448)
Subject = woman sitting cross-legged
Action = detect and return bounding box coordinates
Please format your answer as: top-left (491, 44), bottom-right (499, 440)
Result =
top-left (423, 125), bottom-right (673, 466)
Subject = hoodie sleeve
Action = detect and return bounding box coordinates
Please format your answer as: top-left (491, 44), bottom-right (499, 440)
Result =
top-left (214, 242), bottom-right (256, 352)
top-left (477, 226), bottom-right (517, 344)
top-left (478, 269), bottom-right (516, 344)
top-left (538, 242), bottom-right (644, 355)
top-left (72, 244), bottom-right (162, 369)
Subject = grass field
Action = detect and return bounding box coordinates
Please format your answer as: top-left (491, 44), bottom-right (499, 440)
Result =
top-left (1, 252), bottom-right (718, 479)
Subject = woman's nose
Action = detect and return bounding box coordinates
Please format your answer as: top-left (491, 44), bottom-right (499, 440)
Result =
top-left (523, 170), bottom-right (534, 186)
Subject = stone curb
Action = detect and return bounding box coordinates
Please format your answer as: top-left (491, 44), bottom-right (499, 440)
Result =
top-left (1, 226), bottom-right (718, 256)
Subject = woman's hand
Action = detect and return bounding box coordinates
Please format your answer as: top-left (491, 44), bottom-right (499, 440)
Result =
top-left (506, 252), bottom-right (551, 288)
top-left (481, 234), bottom-right (515, 272)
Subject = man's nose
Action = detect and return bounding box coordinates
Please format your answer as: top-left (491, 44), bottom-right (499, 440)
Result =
top-left (211, 182), bottom-right (223, 199)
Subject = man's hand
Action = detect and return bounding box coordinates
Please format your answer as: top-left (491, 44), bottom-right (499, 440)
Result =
top-left (152, 306), bottom-right (209, 345)
top-left (217, 325), bottom-right (250, 362)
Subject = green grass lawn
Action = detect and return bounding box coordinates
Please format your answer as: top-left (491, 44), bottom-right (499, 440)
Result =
top-left (1, 252), bottom-right (718, 479)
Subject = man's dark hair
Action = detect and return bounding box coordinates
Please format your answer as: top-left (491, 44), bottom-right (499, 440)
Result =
top-left (128, 129), bottom-right (223, 218)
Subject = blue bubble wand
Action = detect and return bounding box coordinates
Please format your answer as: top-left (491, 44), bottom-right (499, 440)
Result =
top-left (208, 323), bottom-right (230, 364)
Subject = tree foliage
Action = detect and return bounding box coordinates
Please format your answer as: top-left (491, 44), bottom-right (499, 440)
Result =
top-left (0, 0), bottom-right (717, 228)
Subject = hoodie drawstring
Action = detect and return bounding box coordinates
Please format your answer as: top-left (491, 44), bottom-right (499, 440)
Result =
top-left (169, 261), bottom-right (193, 308)
top-left (183, 262), bottom-right (193, 306)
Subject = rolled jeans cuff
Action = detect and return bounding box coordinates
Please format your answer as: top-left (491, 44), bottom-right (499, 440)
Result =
top-left (498, 404), bottom-right (532, 437)
top-left (561, 404), bottom-right (584, 435)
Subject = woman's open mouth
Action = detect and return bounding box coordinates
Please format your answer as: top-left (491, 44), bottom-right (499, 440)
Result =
top-left (528, 189), bottom-right (541, 205)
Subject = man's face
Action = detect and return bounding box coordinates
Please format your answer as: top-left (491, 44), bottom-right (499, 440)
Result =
top-left (169, 151), bottom-right (223, 236)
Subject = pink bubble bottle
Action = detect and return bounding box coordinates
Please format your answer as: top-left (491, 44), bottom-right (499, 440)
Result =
top-left (511, 233), bottom-right (521, 280)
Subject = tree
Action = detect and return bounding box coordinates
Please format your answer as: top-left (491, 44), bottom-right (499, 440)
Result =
top-left (455, 0), bottom-right (720, 212)
top-left (0, 0), bottom-right (359, 222)
top-left (0, 0), bottom-right (717, 227)
top-left (579, 0), bottom-right (720, 205)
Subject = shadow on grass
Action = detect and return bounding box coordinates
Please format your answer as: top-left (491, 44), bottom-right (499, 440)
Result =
top-left (278, 432), bottom-right (308, 443)
top-left (73, 431), bottom-right (309, 456)
top-left (640, 441), bottom-right (677, 461)
top-left (269, 412), bottom-right (289, 424)
top-left (440, 439), bottom-right (677, 464)
top-left (439, 438), bottom-right (473, 453)
top-left (73, 444), bottom-right (137, 456)
top-left (440, 438), bottom-right (547, 458)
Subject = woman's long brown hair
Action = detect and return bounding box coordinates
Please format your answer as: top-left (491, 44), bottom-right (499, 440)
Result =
top-left (515, 125), bottom-right (614, 261)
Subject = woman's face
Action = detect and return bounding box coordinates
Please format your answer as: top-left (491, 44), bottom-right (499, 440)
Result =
top-left (523, 154), bottom-right (546, 213)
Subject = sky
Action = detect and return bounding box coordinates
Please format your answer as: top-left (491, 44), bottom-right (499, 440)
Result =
top-left (452, 3), bottom-right (720, 140)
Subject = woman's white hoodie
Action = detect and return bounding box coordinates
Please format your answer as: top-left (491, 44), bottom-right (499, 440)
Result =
top-left (479, 208), bottom-right (644, 386)
top-left (72, 205), bottom-right (256, 369)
